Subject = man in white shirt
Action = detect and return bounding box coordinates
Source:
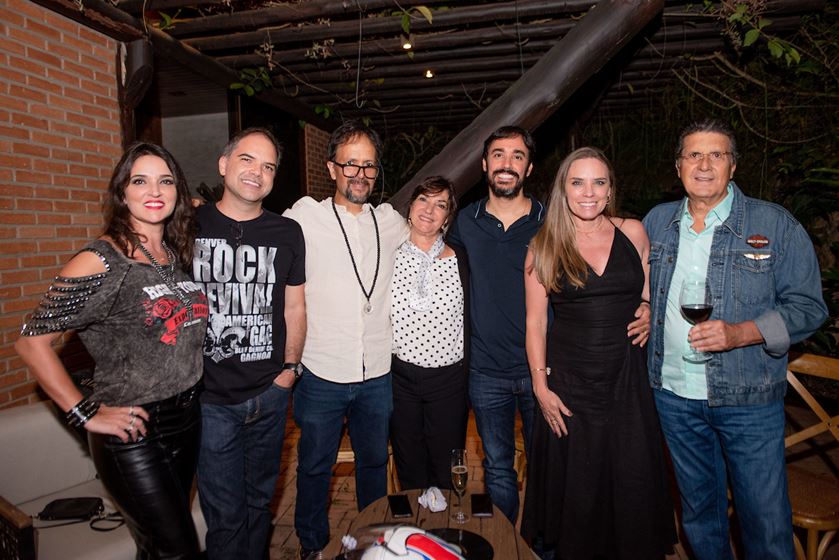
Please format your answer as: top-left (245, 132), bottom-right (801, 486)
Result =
top-left (283, 121), bottom-right (406, 559)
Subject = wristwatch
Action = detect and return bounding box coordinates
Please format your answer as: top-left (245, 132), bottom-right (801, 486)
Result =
top-left (282, 362), bottom-right (304, 380)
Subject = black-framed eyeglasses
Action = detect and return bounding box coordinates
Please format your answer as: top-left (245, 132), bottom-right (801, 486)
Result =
top-left (679, 151), bottom-right (733, 163)
top-left (331, 160), bottom-right (380, 179)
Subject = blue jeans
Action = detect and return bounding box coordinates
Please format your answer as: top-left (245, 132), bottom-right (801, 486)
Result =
top-left (654, 389), bottom-right (793, 560)
top-left (468, 371), bottom-right (535, 523)
top-left (198, 382), bottom-right (291, 560)
top-left (294, 369), bottom-right (393, 551)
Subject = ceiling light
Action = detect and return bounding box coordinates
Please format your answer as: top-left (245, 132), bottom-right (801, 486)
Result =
top-left (425, 69), bottom-right (434, 78)
top-left (401, 35), bottom-right (412, 50)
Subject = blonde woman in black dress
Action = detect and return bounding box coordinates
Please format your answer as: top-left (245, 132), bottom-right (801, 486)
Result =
top-left (521, 147), bottom-right (675, 559)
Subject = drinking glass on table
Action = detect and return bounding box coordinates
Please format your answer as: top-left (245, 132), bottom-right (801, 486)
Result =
top-left (679, 279), bottom-right (713, 363)
top-left (450, 448), bottom-right (469, 523)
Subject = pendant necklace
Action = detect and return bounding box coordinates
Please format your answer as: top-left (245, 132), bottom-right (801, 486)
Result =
top-left (137, 241), bottom-right (194, 319)
top-left (332, 200), bottom-right (380, 314)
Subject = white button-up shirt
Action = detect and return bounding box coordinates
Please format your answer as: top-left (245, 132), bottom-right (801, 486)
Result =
top-left (284, 196), bottom-right (407, 383)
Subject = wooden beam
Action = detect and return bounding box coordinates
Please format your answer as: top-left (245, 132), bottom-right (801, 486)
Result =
top-left (223, 38), bottom-right (556, 70)
top-left (169, 0), bottom-right (457, 37)
top-left (30, 0), bottom-right (144, 41)
top-left (300, 83), bottom-right (510, 105)
top-left (389, 0), bottom-right (666, 210)
top-left (281, 55), bottom-right (543, 86)
top-left (31, 0), bottom-right (332, 131)
top-left (184, 0), bottom-right (592, 53)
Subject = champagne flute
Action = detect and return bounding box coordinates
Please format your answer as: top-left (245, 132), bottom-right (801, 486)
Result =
top-left (679, 279), bottom-right (713, 363)
top-left (450, 449), bottom-right (469, 524)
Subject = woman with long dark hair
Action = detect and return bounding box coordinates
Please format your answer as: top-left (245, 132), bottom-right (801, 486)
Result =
top-left (16, 142), bottom-right (208, 559)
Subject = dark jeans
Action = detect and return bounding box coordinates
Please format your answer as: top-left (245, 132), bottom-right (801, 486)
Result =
top-left (89, 384), bottom-right (201, 560)
top-left (654, 389), bottom-right (793, 560)
top-left (198, 382), bottom-right (291, 560)
top-left (294, 369), bottom-right (392, 551)
top-left (390, 356), bottom-right (468, 490)
top-left (468, 371), bottom-right (535, 523)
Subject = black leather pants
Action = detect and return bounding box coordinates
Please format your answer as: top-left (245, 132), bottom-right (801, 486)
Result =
top-left (89, 385), bottom-right (202, 560)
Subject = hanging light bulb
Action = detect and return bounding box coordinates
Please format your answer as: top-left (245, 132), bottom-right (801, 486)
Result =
top-left (425, 69), bottom-right (434, 79)
top-left (401, 34), bottom-right (412, 50)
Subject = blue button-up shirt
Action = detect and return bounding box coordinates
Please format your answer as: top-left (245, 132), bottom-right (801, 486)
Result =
top-left (447, 196), bottom-right (545, 380)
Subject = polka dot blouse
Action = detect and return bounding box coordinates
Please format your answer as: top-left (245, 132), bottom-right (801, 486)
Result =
top-left (391, 251), bottom-right (465, 368)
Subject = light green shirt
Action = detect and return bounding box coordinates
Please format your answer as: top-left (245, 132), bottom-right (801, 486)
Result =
top-left (661, 184), bottom-right (733, 399)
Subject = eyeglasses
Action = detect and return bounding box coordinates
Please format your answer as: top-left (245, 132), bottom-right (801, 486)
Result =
top-left (679, 151), bottom-right (733, 163)
top-left (331, 161), bottom-right (380, 179)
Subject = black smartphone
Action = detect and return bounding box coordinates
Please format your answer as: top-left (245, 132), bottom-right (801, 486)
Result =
top-left (471, 493), bottom-right (493, 517)
top-left (387, 494), bottom-right (413, 518)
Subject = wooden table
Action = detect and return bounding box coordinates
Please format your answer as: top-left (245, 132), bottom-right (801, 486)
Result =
top-left (322, 489), bottom-right (535, 559)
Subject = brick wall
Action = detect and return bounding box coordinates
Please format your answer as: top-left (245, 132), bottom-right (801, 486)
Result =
top-left (0, 0), bottom-right (122, 409)
top-left (302, 124), bottom-right (333, 200)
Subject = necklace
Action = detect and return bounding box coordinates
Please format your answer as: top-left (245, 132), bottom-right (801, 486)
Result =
top-left (137, 241), bottom-right (194, 318)
top-left (332, 200), bottom-right (380, 314)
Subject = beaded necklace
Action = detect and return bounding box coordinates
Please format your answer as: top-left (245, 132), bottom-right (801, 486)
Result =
top-left (136, 241), bottom-right (194, 318)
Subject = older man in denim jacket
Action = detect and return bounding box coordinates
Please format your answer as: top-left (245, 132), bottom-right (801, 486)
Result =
top-left (643, 119), bottom-right (827, 560)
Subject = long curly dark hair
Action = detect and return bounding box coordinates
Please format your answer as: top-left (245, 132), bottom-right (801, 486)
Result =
top-left (103, 142), bottom-right (196, 270)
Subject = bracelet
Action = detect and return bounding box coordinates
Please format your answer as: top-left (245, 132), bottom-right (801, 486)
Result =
top-left (65, 397), bottom-right (100, 428)
top-left (640, 299), bottom-right (651, 305)
top-left (531, 367), bottom-right (551, 376)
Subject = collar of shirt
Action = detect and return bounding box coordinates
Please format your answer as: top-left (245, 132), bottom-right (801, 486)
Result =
top-left (681, 182), bottom-right (734, 235)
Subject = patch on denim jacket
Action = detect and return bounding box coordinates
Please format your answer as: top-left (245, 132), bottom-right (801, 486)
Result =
top-left (746, 234), bottom-right (770, 248)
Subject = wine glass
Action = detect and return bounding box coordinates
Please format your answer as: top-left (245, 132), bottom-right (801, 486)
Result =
top-left (679, 279), bottom-right (713, 363)
top-left (450, 449), bottom-right (469, 524)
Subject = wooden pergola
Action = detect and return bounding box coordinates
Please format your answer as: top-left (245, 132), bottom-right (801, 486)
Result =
top-left (32, 0), bottom-right (827, 198)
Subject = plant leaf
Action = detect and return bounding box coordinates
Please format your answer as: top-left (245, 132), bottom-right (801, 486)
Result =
top-left (743, 29), bottom-right (760, 47)
top-left (401, 13), bottom-right (410, 35)
top-left (229, 82), bottom-right (245, 90)
top-left (415, 6), bottom-right (433, 24)
top-left (767, 39), bottom-right (783, 58)
top-left (244, 85), bottom-right (255, 96)
top-left (757, 17), bottom-right (772, 30)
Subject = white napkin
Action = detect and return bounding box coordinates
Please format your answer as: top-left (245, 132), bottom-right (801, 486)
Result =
top-left (417, 487), bottom-right (447, 512)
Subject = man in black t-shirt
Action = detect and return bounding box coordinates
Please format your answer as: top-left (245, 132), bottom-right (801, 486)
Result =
top-left (193, 127), bottom-right (306, 560)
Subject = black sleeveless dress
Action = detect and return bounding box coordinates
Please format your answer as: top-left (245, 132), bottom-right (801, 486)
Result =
top-left (521, 227), bottom-right (675, 559)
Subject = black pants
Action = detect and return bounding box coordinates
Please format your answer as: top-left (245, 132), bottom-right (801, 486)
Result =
top-left (390, 356), bottom-right (468, 490)
top-left (89, 385), bottom-right (202, 560)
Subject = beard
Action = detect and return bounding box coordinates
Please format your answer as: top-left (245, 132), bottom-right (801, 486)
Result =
top-left (488, 169), bottom-right (524, 199)
top-left (343, 178), bottom-right (373, 204)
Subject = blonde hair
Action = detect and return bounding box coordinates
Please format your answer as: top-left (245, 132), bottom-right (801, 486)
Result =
top-left (530, 147), bottom-right (616, 292)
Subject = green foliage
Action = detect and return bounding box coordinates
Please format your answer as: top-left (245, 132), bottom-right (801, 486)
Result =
top-left (155, 9), bottom-right (181, 31)
top-left (314, 105), bottom-right (333, 119)
top-left (229, 67), bottom-right (272, 97)
top-left (393, 5), bottom-right (433, 36)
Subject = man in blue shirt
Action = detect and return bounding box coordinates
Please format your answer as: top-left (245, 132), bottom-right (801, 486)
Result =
top-left (448, 126), bottom-right (650, 523)
top-left (644, 119), bottom-right (828, 559)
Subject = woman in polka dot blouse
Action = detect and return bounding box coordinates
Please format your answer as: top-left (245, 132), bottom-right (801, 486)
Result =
top-left (390, 176), bottom-right (470, 490)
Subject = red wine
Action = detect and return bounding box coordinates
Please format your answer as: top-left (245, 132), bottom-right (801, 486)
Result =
top-left (681, 304), bottom-right (712, 324)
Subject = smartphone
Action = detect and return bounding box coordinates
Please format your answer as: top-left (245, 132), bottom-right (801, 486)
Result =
top-left (387, 494), bottom-right (413, 518)
top-left (471, 493), bottom-right (493, 517)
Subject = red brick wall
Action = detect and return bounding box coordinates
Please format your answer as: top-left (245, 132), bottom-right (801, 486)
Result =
top-left (0, 0), bottom-right (122, 409)
top-left (302, 124), bottom-right (333, 200)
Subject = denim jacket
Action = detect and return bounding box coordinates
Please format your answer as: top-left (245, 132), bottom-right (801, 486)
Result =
top-left (643, 182), bottom-right (827, 406)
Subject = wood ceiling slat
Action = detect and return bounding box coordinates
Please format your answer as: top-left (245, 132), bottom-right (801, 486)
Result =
top-left (183, 0), bottom-right (593, 53)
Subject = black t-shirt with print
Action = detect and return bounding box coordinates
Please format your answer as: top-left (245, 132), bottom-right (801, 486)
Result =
top-left (194, 203), bottom-right (305, 405)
